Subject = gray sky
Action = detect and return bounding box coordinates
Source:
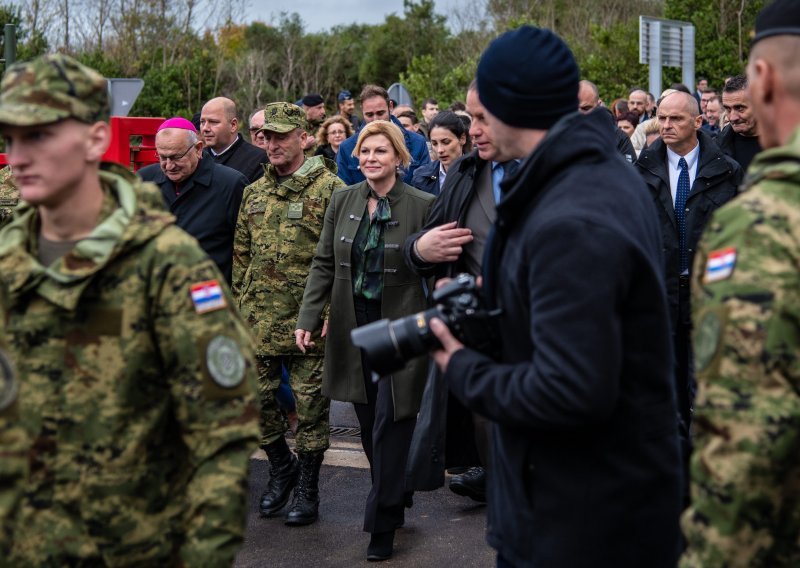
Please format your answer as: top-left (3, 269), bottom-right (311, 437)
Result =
top-left (246, 0), bottom-right (459, 33)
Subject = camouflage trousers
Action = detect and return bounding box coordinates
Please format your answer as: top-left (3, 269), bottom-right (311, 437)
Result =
top-left (256, 355), bottom-right (330, 453)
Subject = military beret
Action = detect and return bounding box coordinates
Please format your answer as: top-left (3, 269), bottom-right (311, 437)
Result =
top-left (261, 102), bottom-right (308, 133)
top-left (752, 0), bottom-right (800, 46)
top-left (302, 93), bottom-right (324, 107)
top-left (0, 53), bottom-right (110, 127)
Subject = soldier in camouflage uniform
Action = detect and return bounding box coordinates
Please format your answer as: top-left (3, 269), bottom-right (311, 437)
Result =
top-left (0, 54), bottom-right (260, 567)
top-left (0, 166), bottom-right (18, 226)
top-left (680, 1), bottom-right (800, 565)
top-left (233, 102), bottom-right (345, 526)
top-left (301, 93), bottom-right (326, 156)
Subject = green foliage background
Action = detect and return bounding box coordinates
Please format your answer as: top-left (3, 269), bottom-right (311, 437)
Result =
top-left (0, 0), bottom-right (766, 119)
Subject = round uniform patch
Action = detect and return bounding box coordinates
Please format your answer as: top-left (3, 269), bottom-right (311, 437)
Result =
top-left (206, 336), bottom-right (246, 389)
top-left (694, 311), bottom-right (722, 372)
top-left (0, 349), bottom-right (19, 411)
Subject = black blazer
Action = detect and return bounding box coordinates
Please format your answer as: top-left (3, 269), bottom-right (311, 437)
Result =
top-left (138, 158), bottom-right (247, 283)
top-left (204, 134), bottom-right (267, 184)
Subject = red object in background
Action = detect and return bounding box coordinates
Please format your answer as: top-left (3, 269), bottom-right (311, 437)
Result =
top-left (0, 116), bottom-right (165, 170)
top-left (103, 116), bottom-right (165, 171)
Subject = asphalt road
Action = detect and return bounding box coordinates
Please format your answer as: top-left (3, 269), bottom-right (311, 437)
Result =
top-left (235, 406), bottom-right (495, 567)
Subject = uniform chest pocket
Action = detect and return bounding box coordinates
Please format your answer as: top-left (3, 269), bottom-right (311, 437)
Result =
top-left (286, 197), bottom-right (327, 251)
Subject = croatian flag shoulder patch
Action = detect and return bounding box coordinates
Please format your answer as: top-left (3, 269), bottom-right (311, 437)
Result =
top-left (191, 280), bottom-right (227, 314)
top-left (704, 247), bottom-right (737, 284)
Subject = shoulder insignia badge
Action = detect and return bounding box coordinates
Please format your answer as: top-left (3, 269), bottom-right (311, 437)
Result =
top-left (206, 336), bottom-right (246, 388)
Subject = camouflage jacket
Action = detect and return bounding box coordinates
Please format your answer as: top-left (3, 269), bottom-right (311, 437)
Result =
top-left (680, 127), bottom-right (800, 567)
top-left (232, 155), bottom-right (344, 355)
top-left (0, 164), bottom-right (260, 567)
top-left (0, 166), bottom-right (18, 227)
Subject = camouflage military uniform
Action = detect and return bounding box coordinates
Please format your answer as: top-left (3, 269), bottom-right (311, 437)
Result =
top-left (233, 150), bottom-right (344, 452)
top-left (0, 166), bottom-right (18, 227)
top-left (304, 117), bottom-right (323, 157)
top-left (0, 53), bottom-right (260, 567)
top-left (0, 164), bottom-right (260, 567)
top-left (680, 126), bottom-right (800, 566)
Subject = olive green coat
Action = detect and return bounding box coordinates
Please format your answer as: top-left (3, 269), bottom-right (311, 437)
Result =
top-left (297, 179), bottom-right (434, 421)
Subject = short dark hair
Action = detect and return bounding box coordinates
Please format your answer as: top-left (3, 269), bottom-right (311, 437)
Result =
top-left (396, 110), bottom-right (419, 125)
top-left (359, 84), bottom-right (390, 104)
top-left (449, 101), bottom-right (466, 112)
top-left (423, 98), bottom-right (438, 108)
top-left (670, 83), bottom-right (692, 94)
top-left (723, 74), bottom-right (748, 94)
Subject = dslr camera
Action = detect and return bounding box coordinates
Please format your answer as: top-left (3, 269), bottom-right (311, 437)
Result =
top-left (350, 273), bottom-right (502, 377)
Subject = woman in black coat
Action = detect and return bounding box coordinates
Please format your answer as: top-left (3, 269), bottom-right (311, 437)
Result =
top-left (410, 111), bottom-right (470, 196)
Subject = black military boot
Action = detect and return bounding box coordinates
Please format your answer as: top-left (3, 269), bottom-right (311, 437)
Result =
top-left (284, 450), bottom-right (324, 526)
top-left (259, 438), bottom-right (299, 517)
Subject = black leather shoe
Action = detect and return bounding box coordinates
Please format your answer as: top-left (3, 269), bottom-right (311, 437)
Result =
top-left (367, 530), bottom-right (394, 561)
top-left (449, 466), bottom-right (487, 503)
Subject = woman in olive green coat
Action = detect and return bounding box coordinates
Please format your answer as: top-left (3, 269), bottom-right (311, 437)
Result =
top-left (296, 121), bottom-right (434, 561)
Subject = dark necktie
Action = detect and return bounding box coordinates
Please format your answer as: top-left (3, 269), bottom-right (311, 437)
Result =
top-left (501, 160), bottom-right (518, 179)
top-left (676, 157), bottom-right (690, 272)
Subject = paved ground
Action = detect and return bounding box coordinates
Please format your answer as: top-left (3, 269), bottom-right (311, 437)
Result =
top-left (235, 402), bottom-right (495, 567)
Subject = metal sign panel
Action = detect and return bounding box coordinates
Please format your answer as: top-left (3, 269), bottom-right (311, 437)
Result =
top-left (387, 83), bottom-right (413, 107)
top-left (107, 78), bottom-right (144, 117)
top-left (640, 16), bottom-right (693, 68)
top-left (639, 16), bottom-right (695, 101)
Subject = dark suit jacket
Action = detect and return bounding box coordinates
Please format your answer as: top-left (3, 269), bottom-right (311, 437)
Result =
top-left (138, 158), bottom-right (247, 283)
top-left (204, 134), bottom-right (267, 184)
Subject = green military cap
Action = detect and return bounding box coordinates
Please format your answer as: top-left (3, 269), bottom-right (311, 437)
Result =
top-left (0, 53), bottom-right (110, 127)
top-left (261, 102), bottom-right (308, 133)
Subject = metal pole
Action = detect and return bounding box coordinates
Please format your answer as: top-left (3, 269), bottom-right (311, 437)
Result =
top-left (648, 20), bottom-right (662, 100)
top-left (4, 24), bottom-right (16, 70)
top-left (682, 24), bottom-right (695, 94)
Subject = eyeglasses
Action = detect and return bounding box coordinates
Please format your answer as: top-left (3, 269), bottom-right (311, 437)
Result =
top-left (328, 129), bottom-right (346, 137)
top-left (157, 144), bottom-right (195, 163)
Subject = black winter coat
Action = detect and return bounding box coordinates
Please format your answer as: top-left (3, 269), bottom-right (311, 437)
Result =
top-left (403, 151), bottom-right (489, 281)
top-left (204, 134), bottom-right (268, 184)
top-left (403, 151), bottom-right (489, 490)
top-left (635, 130), bottom-right (743, 330)
top-left (445, 110), bottom-right (683, 567)
top-left (138, 158), bottom-right (247, 283)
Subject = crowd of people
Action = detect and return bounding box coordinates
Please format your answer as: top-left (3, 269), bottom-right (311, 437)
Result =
top-left (1, 0), bottom-right (799, 566)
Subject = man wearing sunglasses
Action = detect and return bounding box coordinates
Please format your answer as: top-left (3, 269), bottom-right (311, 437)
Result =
top-left (139, 117), bottom-right (248, 283)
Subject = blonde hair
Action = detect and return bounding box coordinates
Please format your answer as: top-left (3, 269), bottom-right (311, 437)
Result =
top-left (352, 121), bottom-right (411, 169)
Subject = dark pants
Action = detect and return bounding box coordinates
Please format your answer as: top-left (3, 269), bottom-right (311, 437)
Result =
top-left (353, 297), bottom-right (416, 534)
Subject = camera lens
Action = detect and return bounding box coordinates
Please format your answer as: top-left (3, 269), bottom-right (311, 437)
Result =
top-left (350, 307), bottom-right (441, 376)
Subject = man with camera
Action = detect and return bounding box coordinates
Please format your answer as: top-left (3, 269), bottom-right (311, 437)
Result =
top-left (428, 26), bottom-right (683, 567)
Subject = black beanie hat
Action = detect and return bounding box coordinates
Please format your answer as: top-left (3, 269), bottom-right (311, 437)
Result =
top-left (477, 25), bottom-right (579, 130)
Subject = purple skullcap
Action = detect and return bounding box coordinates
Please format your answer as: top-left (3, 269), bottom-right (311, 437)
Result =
top-left (157, 117), bottom-right (197, 133)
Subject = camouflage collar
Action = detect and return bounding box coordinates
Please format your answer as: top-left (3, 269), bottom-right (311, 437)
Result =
top-left (265, 155), bottom-right (334, 196)
top-left (744, 124), bottom-right (800, 188)
top-left (0, 165), bottom-right (169, 311)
